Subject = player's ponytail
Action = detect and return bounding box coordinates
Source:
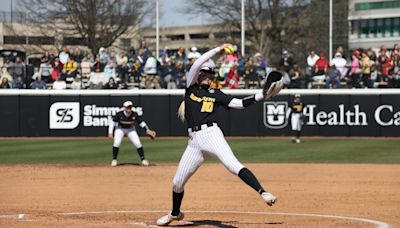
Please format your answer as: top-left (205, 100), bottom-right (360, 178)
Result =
top-left (177, 101), bottom-right (185, 122)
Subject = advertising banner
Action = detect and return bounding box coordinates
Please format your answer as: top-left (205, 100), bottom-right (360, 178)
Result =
top-left (0, 90), bottom-right (399, 137)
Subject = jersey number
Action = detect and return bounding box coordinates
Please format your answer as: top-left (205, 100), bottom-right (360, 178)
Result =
top-left (201, 102), bottom-right (214, 113)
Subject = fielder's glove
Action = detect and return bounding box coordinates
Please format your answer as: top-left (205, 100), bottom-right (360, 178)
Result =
top-left (263, 71), bottom-right (284, 100)
top-left (146, 130), bottom-right (157, 140)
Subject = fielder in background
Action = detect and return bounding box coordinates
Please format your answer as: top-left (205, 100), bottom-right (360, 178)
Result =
top-left (157, 44), bottom-right (284, 226)
top-left (286, 94), bottom-right (304, 143)
top-left (108, 101), bottom-right (157, 167)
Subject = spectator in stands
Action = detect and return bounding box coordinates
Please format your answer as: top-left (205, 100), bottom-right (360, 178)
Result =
top-left (144, 53), bottom-right (161, 89)
top-left (325, 64), bottom-right (341, 88)
top-left (88, 68), bottom-right (104, 89)
top-left (279, 50), bottom-right (294, 73)
top-left (244, 57), bottom-right (260, 88)
top-left (225, 64), bottom-right (240, 89)
top-left (348, 51), bottom-right (362, 88)
top-left (175, 60), bottom-right (186, 87)
top-left (117, 52), bottom-right (130, 83)
top-left (307, 50), bottom-right (319, 75)
top-left (71, 48), bottom-right (84, 64)
top-left (52, 75), bottom-right (67, 90)
top-left (0, 77), bottom-right (11, 89)
top-left (377, 49), bottom-right (391, 84)
top-left (103, 60), bottom-right (117, 83)
top-left (61, 57), bottom-right (78, 81)
top-left (389, 47), bottom-right (400, 87)
top-left (41, 50), bottom-right (55, 63)
top-left (135, 49), bottom-right (147, 66)
top-left (254, 52), bottom-right (268, 79)
top-left (131, 59), bottom-right (142, 83)
top-left (99, 47), bottom-right (109, 65)
top-left (117, 81), bottom-right (128, 90)
top-left (12, 76), bottom-right (26, 89)
top-left (175, 47), bottom-right (187, 63)
top-left (59, 47), bottom-right (69, 65)
top-left (2, 58), bottom-right (13, 76)
top-left (219, 59), bottom-right (231, 80)
top-left (187, 46), bottom-right (201, 60)
top-left (30, 74), bottom-right (46, 89)
top-left (11, 57), bottom-right (26, 81)
top-left (71, 76), bottom-right (83, 90)
top-left (109, 49), bottom-right (118, 64)
top-left (80, 56), bottom-right (92, 79)
top-left (331, 52), bottom-right (347, 79)
top-left (336, 46), bottom-right (347, 60)
top-left (103, 77), bottom-right (117, 89)
top-left (288, 64), bottom-right (304, 88)
top-left (51, 57), bottom-right (63, 81)
top-left (361, 51), bottom-right (372, 88)
top-left (39, 59), bottom-right (53, 83)
top-left (314, 52), bottom-right (329, 75)
top-left (92, 56), bottom-right (105, 72)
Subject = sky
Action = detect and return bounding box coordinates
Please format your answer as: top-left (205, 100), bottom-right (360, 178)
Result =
top-left (0, 0), bottom-right (212, 27)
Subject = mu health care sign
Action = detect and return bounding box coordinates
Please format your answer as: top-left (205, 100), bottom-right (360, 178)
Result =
top-left (264, 102), bottom-right (400, 128)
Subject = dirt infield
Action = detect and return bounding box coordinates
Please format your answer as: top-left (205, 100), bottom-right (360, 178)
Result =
top-left (0, 164), bottom-right (399, 227)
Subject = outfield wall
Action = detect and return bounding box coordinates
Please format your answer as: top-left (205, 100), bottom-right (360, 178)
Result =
top-left (0, 89), bottom-right (399, 137)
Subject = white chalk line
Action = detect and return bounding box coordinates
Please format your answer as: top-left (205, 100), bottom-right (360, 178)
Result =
top-left (0, 210), bottom-right (390, 228)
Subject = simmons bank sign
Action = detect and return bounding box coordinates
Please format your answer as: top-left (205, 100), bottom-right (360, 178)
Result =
top-left (49, 102), bottom-right (142, 129)
top-left (264, 102), bottom-right (400, 129)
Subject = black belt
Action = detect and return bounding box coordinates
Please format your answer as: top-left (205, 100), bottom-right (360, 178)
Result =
top-left (188, 122), bottom-right (215, 132)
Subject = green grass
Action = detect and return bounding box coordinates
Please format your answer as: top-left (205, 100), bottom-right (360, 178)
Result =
top-left (0, 138), bottom-right (399, 164)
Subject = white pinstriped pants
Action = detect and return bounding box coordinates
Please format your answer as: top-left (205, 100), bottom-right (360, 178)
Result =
top-left (291, 113), bottom-right (302, 131)
top-left (113, 127), bottom-right (143, 149)
top-left (172, 124), bottom-right (245, 193)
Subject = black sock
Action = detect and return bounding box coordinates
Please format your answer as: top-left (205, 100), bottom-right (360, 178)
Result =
top-left (171, 191), bottom-right (184, 216)
top-left (238, 168), bottom-right (265, 195)
top-left (297, 130), bottom-right (301, 138)
top-left (112, 147), bottom-right (119, 159)
top-left (137, 147), bottom-right (145, 160)
top-left (292, 130), bottom-right (297, 137)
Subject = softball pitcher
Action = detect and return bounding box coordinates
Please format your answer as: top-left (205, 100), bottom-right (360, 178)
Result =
top-left (157, 44), bottom-right (283, 226)
top-left (108, 101), bottom-right (156, 167)
top-left (286, 94), bottom-right (304, 143)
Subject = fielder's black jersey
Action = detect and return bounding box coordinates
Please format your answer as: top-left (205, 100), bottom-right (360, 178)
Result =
top-left (112, 110), bottom-right (143, 128)
top-left (185, 84), bottom-right (234, 128)
top-left (289, 101), bottom-right (304, 113)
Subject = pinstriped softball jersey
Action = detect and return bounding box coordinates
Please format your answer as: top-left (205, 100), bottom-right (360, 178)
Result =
top-left (172, 85), bottom-right (245, 193)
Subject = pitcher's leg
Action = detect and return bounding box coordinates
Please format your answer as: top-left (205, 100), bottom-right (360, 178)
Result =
top-left (171, 144), bottom-right (205, 215)
top-left (204, 127), bottom-right (275, 205)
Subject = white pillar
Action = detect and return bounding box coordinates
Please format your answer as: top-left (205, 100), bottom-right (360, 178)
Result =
top-left (241, 0), bottom-right (245, 56)
top-left (156, 0), bottom-right (160, 59)
top-left (329, 0), bottom-right (333, 61)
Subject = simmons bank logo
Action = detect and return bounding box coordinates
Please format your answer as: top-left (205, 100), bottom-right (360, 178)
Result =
top-left (263, 101), bottom-right (288, 129)
top-left (49, 102), bottom-right (80, 129)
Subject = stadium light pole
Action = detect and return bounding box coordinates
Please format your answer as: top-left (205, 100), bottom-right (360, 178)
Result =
top-left (156, 0), bottom-right (160, 59)
top-left (329, 0), bottom-right (333, 61)
top-left (241, 0), bottom-right (245, 56)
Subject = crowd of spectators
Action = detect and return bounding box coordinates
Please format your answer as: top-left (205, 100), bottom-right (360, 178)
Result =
top-left (0, 42), bottom-right (399, 90)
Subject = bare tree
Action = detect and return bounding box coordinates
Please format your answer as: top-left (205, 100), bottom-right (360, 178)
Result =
top-left (185, 0), bottom-right (309, 65)
top-left (17, 0), bottom-right (151, 55)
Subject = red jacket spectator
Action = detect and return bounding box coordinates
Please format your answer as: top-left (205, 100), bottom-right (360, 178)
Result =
top-left (314, 53), bottom-right (329, 75)
top-left (225, 66), bottom-right (239, 89)
top-left (51, 57), bottom-right (64, 81)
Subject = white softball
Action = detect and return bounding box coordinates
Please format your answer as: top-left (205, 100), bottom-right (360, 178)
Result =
top-left (18, 214), bottom-right (24, 219)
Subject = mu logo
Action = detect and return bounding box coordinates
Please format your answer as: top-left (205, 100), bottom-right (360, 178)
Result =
top-left (263, 101), bottom-right (288, 129)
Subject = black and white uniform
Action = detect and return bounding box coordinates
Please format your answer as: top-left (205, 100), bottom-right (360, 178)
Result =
top-left (172, 47), bottom-right (265, 193)
top-left (158, 46), bottom-right (277, 225)
top-left (108, 110), bottom-right (147, 149)
top-left (286, 100), bottom-right (304, 131)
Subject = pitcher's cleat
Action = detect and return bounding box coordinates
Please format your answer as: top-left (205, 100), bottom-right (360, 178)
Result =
top-left (141, 159), bottom-right (149, 166)
top-left (261, 192), bottom-right (277, 206)
top-left (156, 212), bottom-right (184, 226)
